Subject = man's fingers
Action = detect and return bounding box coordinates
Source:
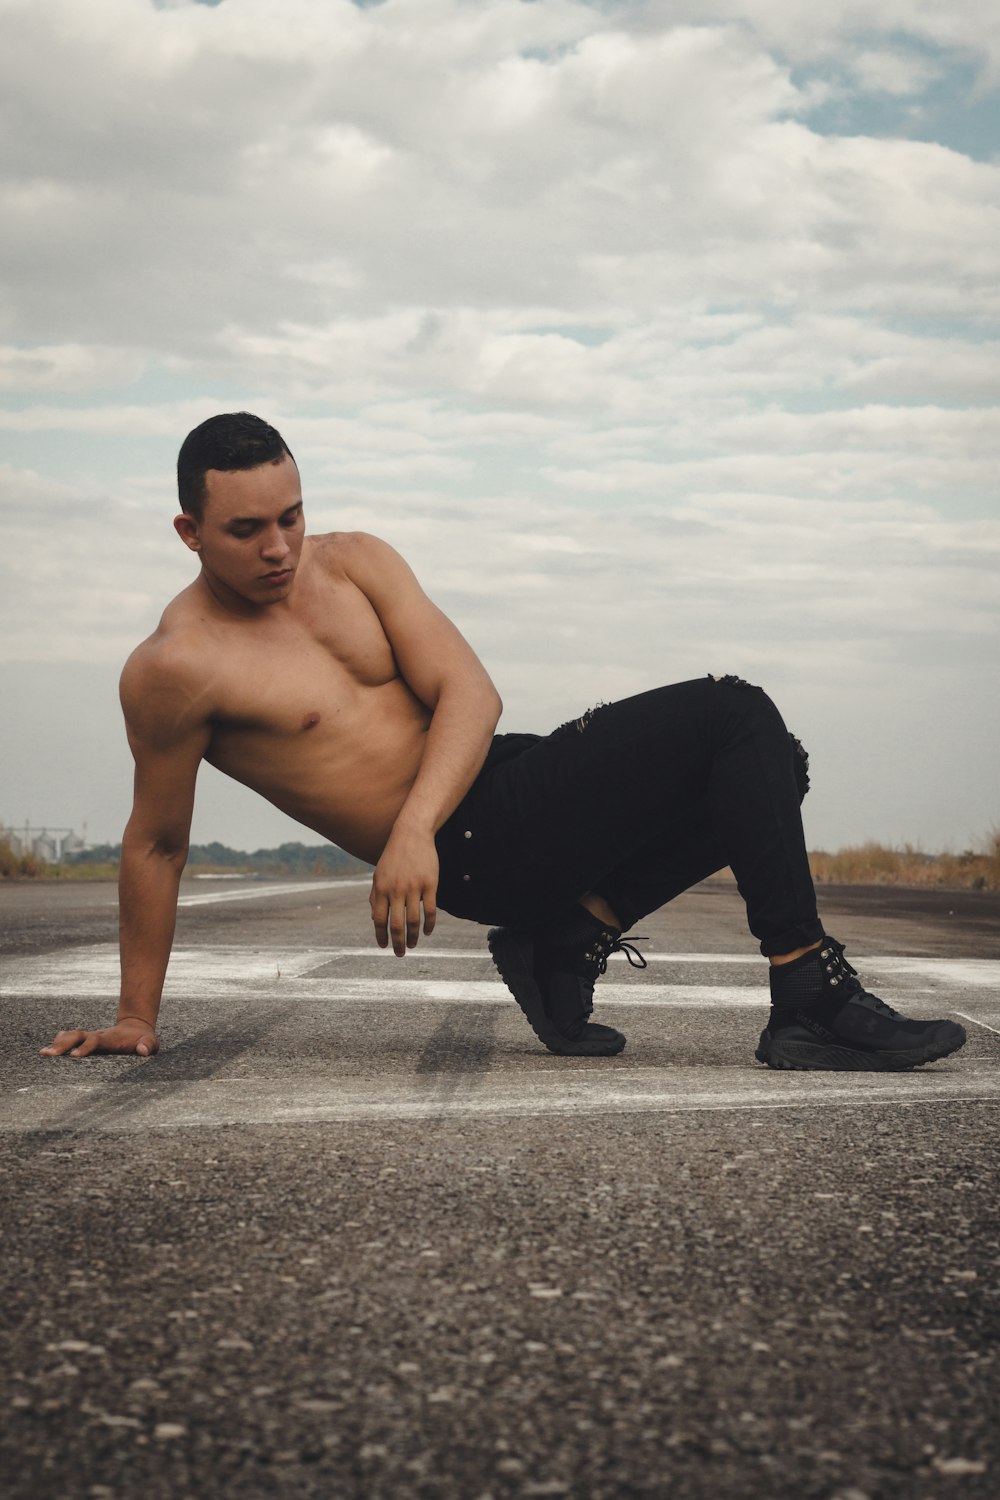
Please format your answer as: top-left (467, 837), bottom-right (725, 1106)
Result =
top-left (405, 892), bottom-right (422, 951)
top-left (370, 884), bottom-right (390, 949)
top-left (372, 878), bottom-right (413, 957)
top-left (372, 877), bottom-right (437, 957)
top-left (40, 1030), bottom-right (87, 1057)
top-left (385, 890), bottom-right (415, 957)
top-left (389, 895), bottom-right (407, 957)
top-left (40, 1025), bottom-right (161, 1058)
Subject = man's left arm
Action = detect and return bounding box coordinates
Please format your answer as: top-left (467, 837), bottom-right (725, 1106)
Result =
top-left (343, 533), bottom-right (503, 955)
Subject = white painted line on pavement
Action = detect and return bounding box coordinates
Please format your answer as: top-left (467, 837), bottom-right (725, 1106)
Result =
top-left (4, 1065), bottom-right (997, 1134)
top-left (0, 961), bottom-right (762, 1007)
top-left (5, 945), bottom-right (996, 1014)
top-left (1, 946), bottom-right (340, 998)
top-left (8, 944), bottom-right (998, 980)
top-left (954, 1010), bottom-right (1000, 1038)
top-left (221, 946), bottom-right (1000, 984)
top-left (255, 979), bottom-right (764, 1007)
top-left (859, 956), bottom-right (999, 989)
top-left (282, 948), bottom-right (764, 964)
top-left (177, 879), bottom-right (371, 907)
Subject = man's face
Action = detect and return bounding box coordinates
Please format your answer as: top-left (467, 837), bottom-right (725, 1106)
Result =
top-left (174, 453), bottom-right (306, 608)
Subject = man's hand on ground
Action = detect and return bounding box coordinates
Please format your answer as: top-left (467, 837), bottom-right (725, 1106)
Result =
top-left (370, 826), bottom-right (439, 957)
top-left (40, 1019), bottom-right (160, 1058)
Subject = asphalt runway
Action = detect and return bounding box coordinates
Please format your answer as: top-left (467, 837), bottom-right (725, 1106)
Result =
top-left (2, 876), bottom-right (998, 1500)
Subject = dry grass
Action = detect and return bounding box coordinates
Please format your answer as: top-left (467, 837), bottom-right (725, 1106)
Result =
top-left (0, 836), bottom-right (43, 879)
top-left (809, 829), bottom-right (1000, 891)
top-left (1, 837), bottom-right (118, 880)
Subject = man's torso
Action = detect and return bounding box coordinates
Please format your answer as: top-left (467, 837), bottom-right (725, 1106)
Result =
top-left (138, 534), bottom-right (431, 861)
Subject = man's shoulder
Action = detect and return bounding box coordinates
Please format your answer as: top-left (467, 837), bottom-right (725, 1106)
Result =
top-left (306, 532), bottom-right (420, 604)
top-left (120, 591), bottom-right (212, 714)
top-left (307, 529), bottom-right (395, 574)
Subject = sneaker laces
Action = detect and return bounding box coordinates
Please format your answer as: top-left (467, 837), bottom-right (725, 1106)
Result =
top-left (540, 928), bottom-right (649, 1026)
top-left (583, 932), bottom-right (649, 978)
top-left (821, 938), bottom-right (898, 1018)
top-left (576, 933), bottom-right (647, 1022)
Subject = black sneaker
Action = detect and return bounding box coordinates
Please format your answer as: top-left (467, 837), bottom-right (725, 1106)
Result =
top-left (488, 909), bottom-right (643, 1056)
top-left (756, 937), bottom-right (966, 1072)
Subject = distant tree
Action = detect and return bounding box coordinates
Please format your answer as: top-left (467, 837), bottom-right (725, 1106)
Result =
top-left (67, 843), bottom-right (122, 865)
top-left (67, 838), bottom-right (369, 876)
top-left (188, 841), bottom-right (246, 867)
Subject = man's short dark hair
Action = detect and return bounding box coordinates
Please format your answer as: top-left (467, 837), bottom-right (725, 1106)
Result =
top-left (177, 412), bottom-right (295, 521)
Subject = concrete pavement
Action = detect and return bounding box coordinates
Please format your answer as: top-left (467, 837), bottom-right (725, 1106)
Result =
top-left (1, 876), bottom-right (998, 1499)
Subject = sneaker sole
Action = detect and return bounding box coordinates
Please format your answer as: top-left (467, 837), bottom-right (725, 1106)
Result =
top-left (754, 1024), bottom-right (967, 1072)
top-left (487, 927), bottom-right (627, 1057)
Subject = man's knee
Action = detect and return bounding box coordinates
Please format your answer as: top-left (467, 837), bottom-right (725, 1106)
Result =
top-left (708, 674), bottom-right (807, 794)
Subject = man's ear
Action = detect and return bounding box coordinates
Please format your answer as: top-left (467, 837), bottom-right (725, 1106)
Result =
top-left (174, 513), bottom-right (202, 552)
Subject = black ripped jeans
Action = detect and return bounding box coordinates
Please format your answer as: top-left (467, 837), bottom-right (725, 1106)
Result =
top-left (435, 676), bottom-right (823, 957)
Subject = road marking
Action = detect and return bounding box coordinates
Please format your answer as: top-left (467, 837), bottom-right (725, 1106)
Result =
top-left (164, 943), bottom-right (1000, 986)
top-left (296, 948), bottom-right (767, 967)
top-left (177, 879), bottom-right (371, 907)
top-left (849, 956), bottom-right (999, 989)
top-left (10, 944), bottom-right (996, 1135)
top-left (4, 1066), bottom-right (997, 1134)
top-left (2, 946), bottom-right (336, 998)
top-left (6, 945), bottom-right (996, 1011)
top-left (954, 1010), bottom-right (1000, 1038)
top-left (222, 979), bottom-right (768, 1007)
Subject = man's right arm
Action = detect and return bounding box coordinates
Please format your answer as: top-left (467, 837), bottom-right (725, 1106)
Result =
top-left (40, 647), bottom-right (210, 1059)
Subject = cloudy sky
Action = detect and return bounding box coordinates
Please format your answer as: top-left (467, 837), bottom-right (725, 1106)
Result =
top-left (2, 0), bottom-right (998, 859)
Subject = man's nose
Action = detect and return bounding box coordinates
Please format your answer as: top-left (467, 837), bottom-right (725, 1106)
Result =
top-left (260, 526), bottom-right (291, 560)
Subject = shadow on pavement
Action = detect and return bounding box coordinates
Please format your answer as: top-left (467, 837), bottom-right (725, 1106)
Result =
top-left (28, 1004), bottom-right (297, 1138)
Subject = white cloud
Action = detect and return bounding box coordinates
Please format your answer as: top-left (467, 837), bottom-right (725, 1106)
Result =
top-left (3, 0), bottom-right (998, 352)
top-left (848, 46), bottom-right (943, 97)
top-left (641, 0), bottom-right (1000, 77)
top-left (0, 343), bottom-right (145, 391)
top-left (0, 463), bottom-right (189, 662)
top-left (1, 0), bottom-right (997, 851)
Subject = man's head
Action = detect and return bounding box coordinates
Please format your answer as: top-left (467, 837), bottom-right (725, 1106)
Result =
top-left (174, 412), bottom-right (305, 610)
top-left (177, 411), bottom-right (294, 522)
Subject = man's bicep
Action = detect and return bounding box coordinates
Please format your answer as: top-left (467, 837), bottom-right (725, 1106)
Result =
top-left (122, 671), bottom-right (211, 850)
top-left (126, 734), bottom-right (206, 851)
top-left (387, 590), bottom-right (488, 700)
top-left (344, 534), bottom-right (495, 704)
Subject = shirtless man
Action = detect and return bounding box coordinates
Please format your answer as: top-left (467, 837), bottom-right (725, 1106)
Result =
top-left (41, 412), bottom-right (966, 1072)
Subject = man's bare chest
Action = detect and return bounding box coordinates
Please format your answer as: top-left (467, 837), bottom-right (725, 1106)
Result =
top-left (208, 605), bottom-right (400, 740)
